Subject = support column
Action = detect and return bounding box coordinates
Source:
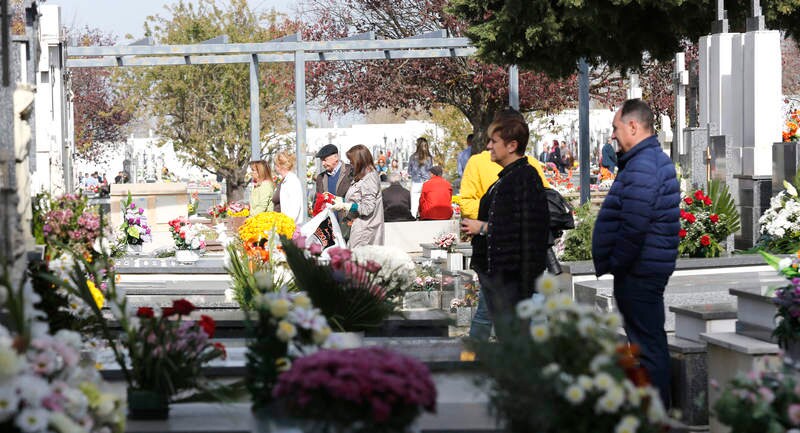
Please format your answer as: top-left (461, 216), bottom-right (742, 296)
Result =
top-left (578, 58), bottom-right (590, 205)
top-left (508, 65), bottom-right (519, 110)
top-left (295, 44), bottom-right (308, 214)
top-left (249, 54), bottom-right (260, 161)
top-left (673, 53), bottom-right (688, 158)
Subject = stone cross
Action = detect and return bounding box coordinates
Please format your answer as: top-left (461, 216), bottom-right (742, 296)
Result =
top-left (673, 53), bottom-right (689, 158)
top-left (627, 74), bottom-right (642, 99)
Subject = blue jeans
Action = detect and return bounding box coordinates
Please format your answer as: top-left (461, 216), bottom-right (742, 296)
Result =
top-left (468, 287), bottom-right (493, 341)
top-left (614, 273), bottom-right (671, 409)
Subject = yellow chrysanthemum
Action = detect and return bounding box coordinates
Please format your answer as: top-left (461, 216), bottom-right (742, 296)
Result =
top-left (86, 280), bottom-right (104, 309)
top-left (238, 212), bottom-right (296, 244)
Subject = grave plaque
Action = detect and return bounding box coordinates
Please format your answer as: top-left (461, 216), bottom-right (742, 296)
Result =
top-left (772, 141), bottom-right (800, 194)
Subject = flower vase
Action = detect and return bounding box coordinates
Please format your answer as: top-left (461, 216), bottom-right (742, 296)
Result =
top-left (455, 306), bottom-right (475, 327)
top-left (784, 340), bottom-right (800, 363)
top-left (175, 249), bottom-right (200, 265)
top-left (127, 388), bottom-right (169, 420)
top-left (127, 243), bottom-right (143, 255)
top-left (330, 331), bottom-right (364, 349)
top-left (447, 252), bottom-right (463, 272)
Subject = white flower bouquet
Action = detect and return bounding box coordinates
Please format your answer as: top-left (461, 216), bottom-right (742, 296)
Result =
top-left (759, 184), bottom-right (800, 253)
top-left (475, 273), bottom-right (671, 433)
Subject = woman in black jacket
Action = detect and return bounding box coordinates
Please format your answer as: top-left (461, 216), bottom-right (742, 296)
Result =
top-left (461, 111), bottom-right (550, 333)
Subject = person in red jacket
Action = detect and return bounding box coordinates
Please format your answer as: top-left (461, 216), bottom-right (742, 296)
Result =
top-left (419, 166), bottom-right (453, 220)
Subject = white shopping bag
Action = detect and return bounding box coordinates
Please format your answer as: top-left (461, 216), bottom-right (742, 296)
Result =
top-left (299, 206), bottom-right (346, 256)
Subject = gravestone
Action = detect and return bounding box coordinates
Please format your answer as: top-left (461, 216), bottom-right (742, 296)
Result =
top-left (772, 141), bottom-right (800, 193)
top-left (680, 127), bottom-right (709, 188)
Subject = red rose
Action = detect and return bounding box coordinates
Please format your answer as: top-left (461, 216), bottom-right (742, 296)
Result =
top-left (162, 307), bottom-right (176, 317)
top-left (678, 229), bottom-right (687, 238)
top-left (171, 299), bottom-right (196, 316)
top-left (198, 314), bottom-right (216, 337)
top-left (685, 213), bottom-right (696, 224)
top-left (684, 197), bottom-right (693, 205)
top-left (703, 197), bottom-right (712, 206)
top-left (214, 342), bottom-right (227, 360)
top-left (693, 190), bottom-right (705, 201)
top-left (680, 209), bottom-right (687, 218)
top-left (710, 214), bottom-right (719, 223)
top-left (700, 235), bottom-right (711, 246)
top-left (136, 307), bottom-right (155, 318)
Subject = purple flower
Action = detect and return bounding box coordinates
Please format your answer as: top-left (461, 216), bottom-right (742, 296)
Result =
top-left (139, 208), bottom-right (144, 215)
top-left (130, 202), bottom-right (136, 209)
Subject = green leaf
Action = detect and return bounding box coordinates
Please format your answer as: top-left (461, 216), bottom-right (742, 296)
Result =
top-left (707, 179), bottom-right (740, 235)
top-left (127, 226), bottom-right (140, 238)
top-left (784, 180), bottom-right (798, 197)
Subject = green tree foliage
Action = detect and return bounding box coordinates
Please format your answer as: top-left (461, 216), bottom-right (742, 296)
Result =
top-left (448, 0), bottom-right (800, 79)
top-left (560, 203), bottom-right (596, 262)
top-left (120, 0), bottom-right (296, 201)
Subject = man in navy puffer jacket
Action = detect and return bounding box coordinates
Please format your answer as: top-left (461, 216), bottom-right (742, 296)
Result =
top-left (592, 99), bottom-right (680, 408)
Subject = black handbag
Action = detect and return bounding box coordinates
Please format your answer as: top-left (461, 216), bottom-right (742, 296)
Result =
top-left (545, 188), bottom-right (575, 232)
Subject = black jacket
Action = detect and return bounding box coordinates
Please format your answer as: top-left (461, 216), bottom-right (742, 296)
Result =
top-left (382, 184), bottom-right (414, 222)
top-left (483, 157), bottom-right (549, 298)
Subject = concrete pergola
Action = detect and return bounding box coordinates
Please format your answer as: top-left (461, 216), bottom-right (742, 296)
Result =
top-left (66, 31), bottom-right (521, 208)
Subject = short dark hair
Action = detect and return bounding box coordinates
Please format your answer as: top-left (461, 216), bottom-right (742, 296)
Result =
top-left (620, 98), bottom-right (655, 133)
top-left (429, 166), bottom-right (443, 177)
top-left (488, 108), bottom-right (529, 156)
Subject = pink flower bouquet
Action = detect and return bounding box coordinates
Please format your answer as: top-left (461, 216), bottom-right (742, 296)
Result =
top-left (273, 347), bottom-right (436, 432)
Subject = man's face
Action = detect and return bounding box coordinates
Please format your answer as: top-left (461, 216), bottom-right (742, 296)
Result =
top-left (611, 109), bottom-right (636, 152)
top-left (321, 153), bottom-right (339, 172)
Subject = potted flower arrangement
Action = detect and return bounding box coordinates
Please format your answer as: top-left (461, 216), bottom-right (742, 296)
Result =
top-left (207, 202), bottom-right (228, 223)
top-left (282, 235), bottom-right (405, 332)
top-left (760, 249), bottom-right (800, 357)
top-left (226, 201), bottom-right (251, 232)
top-left (714, 361), bottom-right (800, 433)
top-left (44, 242), bottom-right (228, 420)
top-left (37, 192), bottom-right (112, 334)
top-left (450, 278), bottom-right (479, 326)
top-left (246, 289), bottom-right (334, 417)
top-left (119, 192), bottom-right (152, 254)
top-left (434, 232), bottom-right (462, 271)
top-left (125, 300), bottom-right (225, 419)
top-left (0, 265), bottom-right (125, 433)
top-left (758, 180), bottom-right (800, 253)
top-left (168, 216), bottom-right (206, 264)
top-left (475, 273), bottom-right (670, 433)
top-left (273, 347), bottom-right (437, 433)
top-left (678, 181), bottom-right (740, 258)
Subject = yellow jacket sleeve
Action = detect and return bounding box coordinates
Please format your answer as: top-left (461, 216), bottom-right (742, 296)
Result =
top-left (459, 156), bottom-right (482, 219)
top-left (527, 156), bottom-right (551, 189)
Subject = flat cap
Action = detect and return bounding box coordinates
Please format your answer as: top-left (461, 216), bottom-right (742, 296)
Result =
top-left (315, 144), bottom-right (339, 159)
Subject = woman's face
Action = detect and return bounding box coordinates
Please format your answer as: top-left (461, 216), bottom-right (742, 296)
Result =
top-left (249, 165), bottom-right (260, 182)
top-left (276, 164), bottom-right (289, 176)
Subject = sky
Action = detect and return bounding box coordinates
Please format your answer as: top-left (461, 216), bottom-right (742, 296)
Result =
top-left (46, 0), bottom-right (293, 40)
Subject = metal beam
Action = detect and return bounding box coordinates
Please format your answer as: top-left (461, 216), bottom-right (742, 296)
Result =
top-left (509, 65), bottom-right (519, 110)
top-left (66, 47), bottom-right (477, 68)
top-left (249, 55), bottom-right (260, 161)
top-left (578, 58), bottom-right (590, 205)
top-left (66, 37), bottom-right (473, 57)
top-left (294, 41), bottom-right (308, 217)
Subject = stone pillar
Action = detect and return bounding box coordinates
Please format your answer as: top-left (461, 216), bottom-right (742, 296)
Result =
top-left (742, 30), bottom-right (782, 177)
top-left (680, 127), bottom-right (709, 188)
top-left (33, 4), bottom-right (67, 195)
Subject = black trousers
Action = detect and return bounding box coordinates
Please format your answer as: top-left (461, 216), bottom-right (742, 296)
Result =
top-left (613, 273), bottom-right (671, 409)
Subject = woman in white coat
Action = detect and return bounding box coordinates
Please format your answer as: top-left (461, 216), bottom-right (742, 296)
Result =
top-left (273, 151), bottom-right (305, 224)
top-left (332, 145), bottom-right (384, 247)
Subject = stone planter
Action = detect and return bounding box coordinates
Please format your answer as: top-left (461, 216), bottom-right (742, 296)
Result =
top-left (402, 291), bottom-right (441, 309)
top-left (126, 243), bottom-right (143, 255)
top-left (453, 306), bottom-right (476, 327)
top-left (253, 406), bottom-right (313, 433)
top-left (175, 249), bottom-right (200, 265)
top-left (228, 216), bottom-right (248, 235)
top-left (127, 388), bottom-right (169, 420)
top-left (331, 331), bottom-right (364, 349)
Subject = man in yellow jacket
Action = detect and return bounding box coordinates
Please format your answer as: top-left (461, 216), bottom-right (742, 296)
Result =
top-left (460, 150), bottom-right (551, 342)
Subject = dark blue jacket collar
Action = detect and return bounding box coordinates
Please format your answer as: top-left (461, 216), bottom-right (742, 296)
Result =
top-left (618, 135), bottom-right (660, 170)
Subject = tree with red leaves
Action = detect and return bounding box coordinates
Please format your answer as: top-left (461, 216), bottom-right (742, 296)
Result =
top-left (302, 0), bottom-right (585, 154)
top-left (68, 28), bottom-right (133, 162)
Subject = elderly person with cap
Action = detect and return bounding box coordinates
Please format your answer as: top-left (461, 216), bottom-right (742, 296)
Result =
top-left (315, 144), bottom-right (354, 222)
